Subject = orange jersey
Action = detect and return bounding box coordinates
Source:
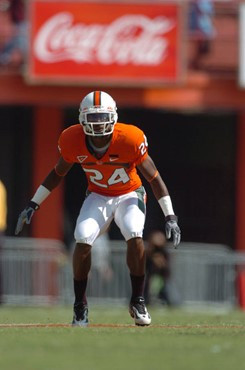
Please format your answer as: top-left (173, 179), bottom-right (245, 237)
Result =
top-left (58, 123), bottom-right (148, 196)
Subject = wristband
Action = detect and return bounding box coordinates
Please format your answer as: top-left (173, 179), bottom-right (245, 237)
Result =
top-left (31, 185), bottom-right (51, 205)
top-left (158, 195), bottom-right (175, 217)
top-left (28, 200), bottom-right (40, 210)
top-left (165, 215), bottom-right (178, 222)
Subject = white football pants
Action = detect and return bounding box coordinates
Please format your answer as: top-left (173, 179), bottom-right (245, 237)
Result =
top-left (74, 187), bottom-right (146, 245)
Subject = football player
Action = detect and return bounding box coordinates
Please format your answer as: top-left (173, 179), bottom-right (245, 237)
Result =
top-left (15, 91), bottom-right (181, 326)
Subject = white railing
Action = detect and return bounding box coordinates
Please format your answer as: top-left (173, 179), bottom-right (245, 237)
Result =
top-left (1, 237), bottom-right (245, 307)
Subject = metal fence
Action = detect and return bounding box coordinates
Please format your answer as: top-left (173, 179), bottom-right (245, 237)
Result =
top-left (1, 237), bottom-right (245, 308)
top-left (167, 243), bottom-right (245, 308)
top-left (0, 237), bottom-right (66, 305)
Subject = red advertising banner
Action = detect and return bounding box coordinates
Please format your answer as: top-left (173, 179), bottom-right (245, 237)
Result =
top-left (27, 1), bottom-right (184, 86)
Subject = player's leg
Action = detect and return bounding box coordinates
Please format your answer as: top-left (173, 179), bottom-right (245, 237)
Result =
top-left (114, 187), bottom-right (151, 326)
top-left (72, 193), bottom-right (113, 326)
top-left (114, 186), bottom-right (146, 293)
top-left (127, 238), bottom-right (151, 326)
top-left (72, 242), bottom-right (91, 326)
top-left (126, 237), bottom-right (145, 296)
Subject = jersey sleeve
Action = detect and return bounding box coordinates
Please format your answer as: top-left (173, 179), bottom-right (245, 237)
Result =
top-left (131, 127), bottom-right (149, 166)
top-left (58, 127), bottom-right (76, 163)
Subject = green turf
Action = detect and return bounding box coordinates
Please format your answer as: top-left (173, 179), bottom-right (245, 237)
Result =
top-left (0, 305), bottom-right (245, 370)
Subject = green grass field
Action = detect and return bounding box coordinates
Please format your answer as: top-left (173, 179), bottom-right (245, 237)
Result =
top-left (1, 305), bottom-right (245, 370)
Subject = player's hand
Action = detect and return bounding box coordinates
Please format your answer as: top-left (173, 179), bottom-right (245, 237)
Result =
top-left (15, 201), bottom-right (40, 235)
top-left (165, 216), bottom-right (181, 248)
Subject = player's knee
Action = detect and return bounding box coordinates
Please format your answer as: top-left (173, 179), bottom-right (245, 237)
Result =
top-left (76, 242), bottom-right (92, 250)
top-left (123, 231), bottom-right (143, 241)
top-left (74, 224), bottom-right (98, 245)
top-left (73, 242), bottom-right (92, 259)
top-left (127, 236), bottom-right (144, 248)
top-left (74, 230), bottom-right (98, 245)
top-left (74, 234), bottom-right (96, 245)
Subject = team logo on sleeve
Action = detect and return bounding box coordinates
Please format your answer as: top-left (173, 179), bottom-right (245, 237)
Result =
top-left (77, 155), bottom-right (88, 163)
top-left (109, 154), bottom-right (119, 162)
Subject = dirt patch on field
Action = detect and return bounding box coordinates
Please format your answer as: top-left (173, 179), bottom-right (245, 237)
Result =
top-left (0, 323), bottom-right (245, 329)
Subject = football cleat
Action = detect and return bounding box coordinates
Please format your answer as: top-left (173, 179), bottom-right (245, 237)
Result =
top-left (129, 297), bottom-right (151, 326)
top-left (79, 91), bottom-right (118, 136)
top-left (72, 304), bottom-right (89, 327)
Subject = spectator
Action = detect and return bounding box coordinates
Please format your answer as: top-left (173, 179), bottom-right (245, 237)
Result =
top-left (0, 0), bottom-right (27, 70)
top-left (144, 230), bottom-right (172, 306)
top-left (188, 0), bottom-right (215, 70)
top-left (189, 0), bottom-right (215, 39)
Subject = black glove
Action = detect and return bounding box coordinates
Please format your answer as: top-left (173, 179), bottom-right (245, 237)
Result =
top-left (15, 201), bottom-right (40, 235)
top-left (165, 215), bottom-right (181, 248)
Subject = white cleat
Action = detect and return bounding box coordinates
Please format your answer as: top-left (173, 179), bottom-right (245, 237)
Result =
top-left (129, 297), bottom-right (151, 326)
top-left (72, 304), bottom-right (89, 327)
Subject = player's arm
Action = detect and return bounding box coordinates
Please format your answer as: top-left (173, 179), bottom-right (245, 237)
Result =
top-left (15, 157), bottom-right (73, 235)
top-left (42, 156), bottom-right (73, 190)
top-left (137, 155), bottom-right (181, 247)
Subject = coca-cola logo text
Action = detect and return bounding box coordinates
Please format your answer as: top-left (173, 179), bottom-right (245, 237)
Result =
top-left (34, 12), bottom-right (175, 66)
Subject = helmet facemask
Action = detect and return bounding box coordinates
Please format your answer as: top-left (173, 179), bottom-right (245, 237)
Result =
top-left (79, 110), bottom-right (117, 136)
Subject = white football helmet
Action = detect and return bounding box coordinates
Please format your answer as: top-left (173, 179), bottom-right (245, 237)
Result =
top-left (79, 91), bottom-right (118, 136)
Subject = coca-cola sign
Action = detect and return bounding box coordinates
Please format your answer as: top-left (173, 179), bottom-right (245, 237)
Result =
top-left (27, 1), bottom-right (183, 85)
